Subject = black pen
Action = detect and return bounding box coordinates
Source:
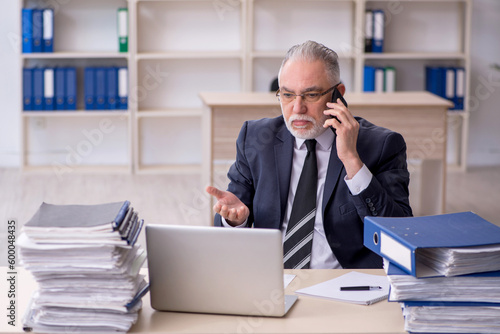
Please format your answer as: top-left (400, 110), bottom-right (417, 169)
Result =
top-left (340, 286), bottom-right (382, 291)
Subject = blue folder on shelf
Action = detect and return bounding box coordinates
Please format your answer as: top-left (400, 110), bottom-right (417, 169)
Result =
top-left (95, 67), bottom-right (107, 110)
top-left (32, 9), bottom-right (43, 53)
top-left (22, 9), bottom-right (33, 53)
top-left (42, 8), bottom-right (54, 52)
top-left (55, 68), bottom-right (66, 110)
top-left (33, 68), bottom-right (44, 110)
top-left (84, 67), bottom-right (95, 110)
top-left (363, 65), bottom-right (375, 92)
top-left (23, 68), bottom-right (33, 110)
top-left (107, 67), bottom-right (118, 110)
top-left (364, 212), bottom-right (500, 278)
top-left (65, 67), bottom-right (77, 110)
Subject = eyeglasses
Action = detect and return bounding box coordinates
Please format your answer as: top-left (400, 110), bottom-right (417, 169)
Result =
top-left (276, 84), bottom-right (339, 104)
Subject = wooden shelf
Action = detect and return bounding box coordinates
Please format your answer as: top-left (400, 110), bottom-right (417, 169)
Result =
top-left (21, 52), bottom-right (129, 59)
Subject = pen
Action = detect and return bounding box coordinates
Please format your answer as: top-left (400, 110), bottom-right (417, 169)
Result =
top-left (340, 286), bottom-right (382, 291)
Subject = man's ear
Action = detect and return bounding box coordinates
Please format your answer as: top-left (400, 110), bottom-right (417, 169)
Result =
top-left (337, 83), bottom-right (346, 95)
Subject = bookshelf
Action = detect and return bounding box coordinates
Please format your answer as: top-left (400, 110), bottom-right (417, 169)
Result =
top-left (19, 0), bottom-right (132, 173)
top-left (19, 0), bottom-right (472, 173)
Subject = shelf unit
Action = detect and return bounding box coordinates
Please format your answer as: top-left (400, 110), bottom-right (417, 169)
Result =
top-left (19, 0), bottom-right (132, 173)
top-left (19, 0), bottom-right (471, 173)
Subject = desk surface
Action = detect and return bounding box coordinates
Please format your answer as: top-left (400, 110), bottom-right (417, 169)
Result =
top-left (1, 267), bottom-right (406, 334)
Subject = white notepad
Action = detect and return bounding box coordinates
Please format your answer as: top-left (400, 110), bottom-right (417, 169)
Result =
top-left (295, 271), bottom-right (390, 305)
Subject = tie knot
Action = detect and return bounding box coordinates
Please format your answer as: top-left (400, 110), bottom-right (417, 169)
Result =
top-left (305, 139), bottom-right (316, 153)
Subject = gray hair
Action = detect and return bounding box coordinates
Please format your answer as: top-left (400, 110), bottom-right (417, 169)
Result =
top-left (278, 40), bottom-right (340, 85)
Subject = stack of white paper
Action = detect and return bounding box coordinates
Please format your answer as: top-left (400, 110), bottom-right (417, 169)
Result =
top-left (403, 304), bottom-right (500, 334)
top-left (19, 201), bottom-right (148, 333)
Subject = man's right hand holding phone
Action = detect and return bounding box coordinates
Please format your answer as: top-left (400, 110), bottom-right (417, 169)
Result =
top-left (323, 93), bottom-right (363, 180)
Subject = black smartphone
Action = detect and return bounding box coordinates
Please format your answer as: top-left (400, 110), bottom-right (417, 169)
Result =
top-left (329, 86), bottom-right (348, 133)
top-left (331, 86), bottom-right (348, 108)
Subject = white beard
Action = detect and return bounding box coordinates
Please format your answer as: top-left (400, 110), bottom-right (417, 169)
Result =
top-left (284, 114), bottom-right (328, 139)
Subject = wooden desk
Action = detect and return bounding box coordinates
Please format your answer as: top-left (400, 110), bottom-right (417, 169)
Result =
top-left (2, 267), bottom-right (406, 334)
top-left (200, 91), bottom-right (452, 218)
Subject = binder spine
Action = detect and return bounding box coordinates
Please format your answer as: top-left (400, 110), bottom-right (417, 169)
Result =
top-left (455, 67), bottom-right (465, 110)
top-left (33, 68), bottom-right (44, 110)
top-left (363, 65), bottom-right (375, 92)
top-left (22, 9), bottom-right (34, 53)
top-left (107, 67), bottom-right (118, 110)
top-left (43, 68), bottom-right (55, 110)
top-left (364, 10), bottom-right (373, 53)
top-left (374, 67), bottom-right (385, 93)
top-left (42, 8), bottom-right (53, 52)
top-left (372, 9), bottom-right (384, 53)
top-left (65, 67), bottom-right (77, 110)
top-left (363, 217), bottom-right (415, 275)
top-left (384, 67), bottom-right (396, 92)
top-left (118, 8), bottom-right (128, 53)
top-left (445, 68), bottom-right (456, 110)
top-left (118, 67), bottom-right (128, 110)
top-left (23, 68), bottom-right (33, 111)
top-left (55, 68), bottom-right (66, 110)
top-left (95, 68), bottom-right (107, 110)
top-left (32, 9), bottom-right (43, 53)
top-left (84, 67), bottom-right (95, 110)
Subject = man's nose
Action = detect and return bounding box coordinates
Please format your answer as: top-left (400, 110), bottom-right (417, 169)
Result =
top-left (292, 96), bottom-right (307, 113)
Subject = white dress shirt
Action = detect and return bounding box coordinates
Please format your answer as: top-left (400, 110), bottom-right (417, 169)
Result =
top-left (222, 129), bottom-right (373, 269)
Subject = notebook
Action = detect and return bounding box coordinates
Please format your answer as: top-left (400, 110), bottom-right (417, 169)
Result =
top-left (295, 271), bottom-right (390, 305)
top-left (145, 224), bottom-right (298, 317)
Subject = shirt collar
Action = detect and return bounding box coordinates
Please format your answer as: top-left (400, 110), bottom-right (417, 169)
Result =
top-left (295, 129), bottom-right (334, 151)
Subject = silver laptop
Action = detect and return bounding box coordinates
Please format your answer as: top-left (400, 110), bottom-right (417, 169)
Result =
top-left (145, 224), bottom-right (298, 317)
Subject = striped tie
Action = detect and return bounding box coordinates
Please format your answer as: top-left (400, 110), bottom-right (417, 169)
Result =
top-left (283, 139), bottom-right (317, 269)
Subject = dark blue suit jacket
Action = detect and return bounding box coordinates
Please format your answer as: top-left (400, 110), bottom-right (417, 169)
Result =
top-left (214, 116), bottom-right (412, 269)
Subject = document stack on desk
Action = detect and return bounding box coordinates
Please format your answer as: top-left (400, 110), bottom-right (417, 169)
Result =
top-left (364, 212), bottom-right (500, 333)
top-left (18, 201), bottom-right (148, 333)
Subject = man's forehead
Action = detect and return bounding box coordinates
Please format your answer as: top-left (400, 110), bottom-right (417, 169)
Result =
top-left (280, 59), bottom-right (329, 85)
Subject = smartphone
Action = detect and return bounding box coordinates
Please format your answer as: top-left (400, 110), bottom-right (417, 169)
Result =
top-left (331, 86), bottom-right (348, 108)
top-left (329, 86), bottom-right (348, 133)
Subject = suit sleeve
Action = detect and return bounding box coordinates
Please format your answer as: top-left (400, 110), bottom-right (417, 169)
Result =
top-left (214, 121), bottom-right (256, 227)
top-left (350, 131), bottom-right (413, 220)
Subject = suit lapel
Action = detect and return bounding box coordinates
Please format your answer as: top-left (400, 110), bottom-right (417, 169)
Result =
top-left (322, 138), bottom-right (344, 213)
top-left (275, 127), bottom-right (294, 227)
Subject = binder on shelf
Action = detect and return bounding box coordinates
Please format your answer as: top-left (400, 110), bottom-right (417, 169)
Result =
top-left (118, 67), bottom-right (128, 110)
top-left (55, 68), bottom-right (66, 110)
top-left (384, 66), bottom-right (396, 92)
top-left (374, 67), bottom-right (385, 93)
top-left (372, 9), bottom-right (384, 53)
top-left (23, 68), bottom-right (33, 111)
top-left (364, 212), bottom-right (500, 278)
top-left (445, 67), bottom-right (456, 109)
top-left (425, 66), bottom-right (442, 97)
top-left (43, 68), bottom-right (54, 110)
top-left (117, 8), bottom-right (128, 53)
top-left (363, 65), bottom-right (375, 92)
top-left (42, 8), bottom-right (53, 52)
top-left (84, 67), bottom-right (95, 110)
top-left (364, 10), bottom-right (373, 53)
top-left (22, 9), bottom-right (33, 53)
top-left (32, 9), bottom-right (43, 53)
top-left (95, 67), bottom-right (107, 110)
top-left (33, 68), bottom-right (44, 110)
top-left (107, 67), bottom-right (118, 110)
top-left (454, 67), bottom-right (465, 110)
top-left (65, 67), bottom-right (77, 110)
